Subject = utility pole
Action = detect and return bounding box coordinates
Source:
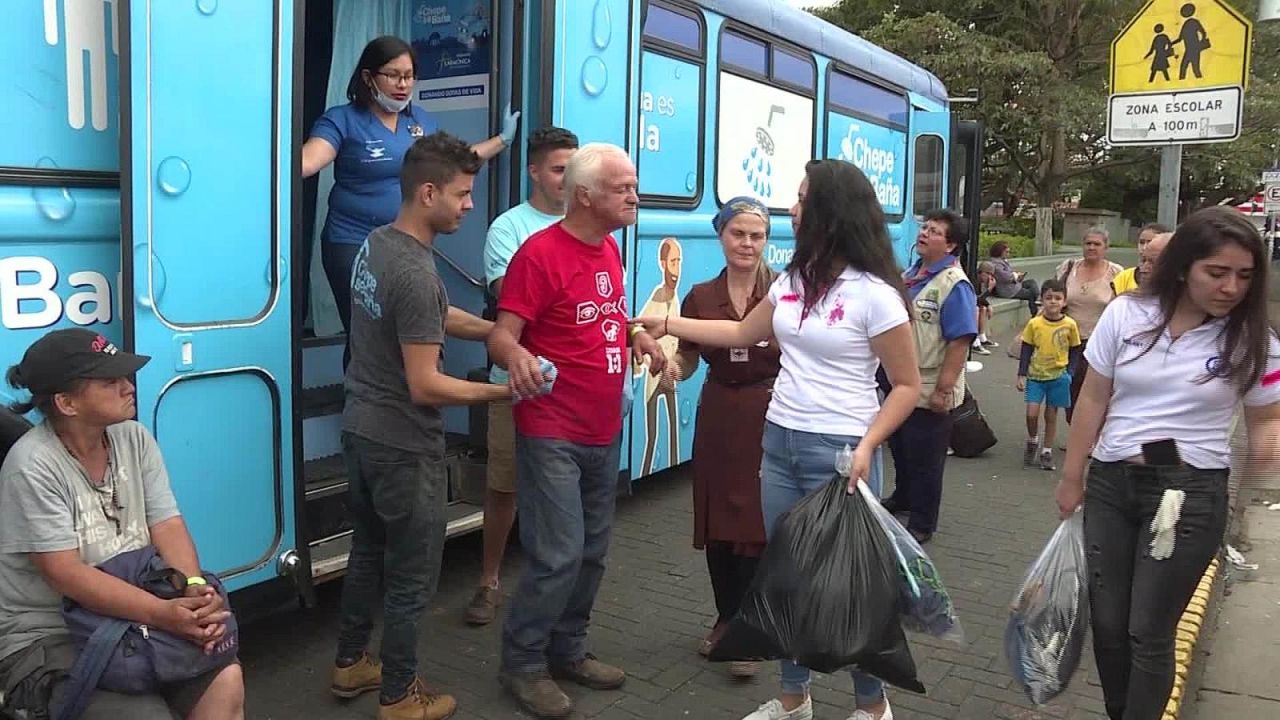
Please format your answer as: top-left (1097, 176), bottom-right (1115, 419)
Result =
top-left (1157, 145), bottom-right (1182, 228)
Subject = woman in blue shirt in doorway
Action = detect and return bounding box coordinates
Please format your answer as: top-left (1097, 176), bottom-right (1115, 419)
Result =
top-left (301, 35), bottom-right (520, 333)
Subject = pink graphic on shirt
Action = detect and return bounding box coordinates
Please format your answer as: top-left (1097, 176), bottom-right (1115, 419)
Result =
top-left (1263, 368), bottom-right (1280, 387)
top-left (779, 293), bottom-right (799, 303)
top-left (826, 295), bottom-right (846, 326)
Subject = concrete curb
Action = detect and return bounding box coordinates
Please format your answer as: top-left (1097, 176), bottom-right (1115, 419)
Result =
top-left (1163, 556), bottom-right (1222, 719)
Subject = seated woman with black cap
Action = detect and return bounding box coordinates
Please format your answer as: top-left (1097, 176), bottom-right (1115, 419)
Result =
top-left (0, 329), bottom-right (245, 720)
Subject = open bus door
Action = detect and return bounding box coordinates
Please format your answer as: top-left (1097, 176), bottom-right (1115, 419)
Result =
top-left (952, 120), bottom-right (985, 278)
top-left (533, 0), bottom-right (642, 483)
top-left (120, 1), bottom-right (304, 599)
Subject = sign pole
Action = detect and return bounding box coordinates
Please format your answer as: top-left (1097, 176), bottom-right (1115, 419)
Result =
top-left (1158, 144), bottom-right (1183, 227)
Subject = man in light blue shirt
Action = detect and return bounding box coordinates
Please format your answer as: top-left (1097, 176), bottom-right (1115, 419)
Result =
top-left (465, 127), bottom-right (579, 626)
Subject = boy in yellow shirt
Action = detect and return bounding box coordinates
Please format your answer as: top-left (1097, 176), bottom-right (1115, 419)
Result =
top-left (1016, 280), bottom-right (1081, 470)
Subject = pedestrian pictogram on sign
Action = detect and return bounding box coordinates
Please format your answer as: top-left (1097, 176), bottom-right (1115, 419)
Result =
top-left (1111, 1), bottom-right (1253, 95)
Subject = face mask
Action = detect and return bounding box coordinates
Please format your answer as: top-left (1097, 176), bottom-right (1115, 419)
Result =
top-left (372, 87), bottom-right (410, 114)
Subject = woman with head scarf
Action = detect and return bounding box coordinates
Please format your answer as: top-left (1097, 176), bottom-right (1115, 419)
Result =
top-left (668, 197), bottom-right (778, 679)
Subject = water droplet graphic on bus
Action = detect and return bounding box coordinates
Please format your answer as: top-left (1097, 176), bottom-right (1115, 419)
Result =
top-left (157, 157), bottom-right (192, 196)
top-left (592, 0), bottom-right (611, 49)
top-left (32, 158), bottom-right (75, 221)
top-left (581, 56), bottom-right (607, 96)
top-left (196, 0), bottom-right (218, 15)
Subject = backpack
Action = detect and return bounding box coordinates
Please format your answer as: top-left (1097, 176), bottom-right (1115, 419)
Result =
top-left (950, 388), bottom-right (997, 458)
top-left (55, 546), bottom-right (238, 720)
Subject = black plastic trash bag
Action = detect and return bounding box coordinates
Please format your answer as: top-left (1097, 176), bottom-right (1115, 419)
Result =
top-left (710, 475), bottom-right (926, 694)
top-left (1004, 513), bottom-right (1089, 705)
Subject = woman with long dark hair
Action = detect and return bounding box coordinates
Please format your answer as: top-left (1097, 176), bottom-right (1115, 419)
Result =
top-left (1055, 206), bottom-right (1280, 720)
top-left (634, 160), bottom-right (921, 720)
top-left (301, 35), bottom-right (519, 334)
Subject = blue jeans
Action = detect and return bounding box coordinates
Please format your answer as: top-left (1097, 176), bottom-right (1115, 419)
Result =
top-left (759, 421), bottom-right (886, 704)
top-left (501, 434), bottom-right (621, 673)
top-left (335, 433), bottom-right (447, 701)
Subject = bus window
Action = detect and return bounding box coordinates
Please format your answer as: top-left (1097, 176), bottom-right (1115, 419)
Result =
top-left (772, 48), bottom-right (815, 93)
top-left (828, 71), bottom-right (908, 129)
top-left (721, 30), bottom-right (767, 77)
top-left (639, 2), bottom-right (705, 203)
top-left (643, 2), bottom-right (703, 54)
top-left (716, 28), bottom-right (814, 210)
top-left (913, 134), bottom-right (945, 215)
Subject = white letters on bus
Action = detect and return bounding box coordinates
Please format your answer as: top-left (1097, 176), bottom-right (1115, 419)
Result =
top-left (639, 91), bottom-right (676, 152)
top-left (0, 256), bottom-right (112, 329)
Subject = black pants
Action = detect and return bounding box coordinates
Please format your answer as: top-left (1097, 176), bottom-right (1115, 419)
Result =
top-left (321, 240), bottom-right (361, 370)
top-left (1084, 462), bottom-right (1227, 720)
top-left (335, 432), bottom-right (447, 702)
top-left (886, 406), bottom-right (954, 534)
top-left (705, 543), bottom-right (760, 626)
top-left (1066, 339), bottom-right (1088, 423)
top-left (997, 278), bottom-right (1040, 316)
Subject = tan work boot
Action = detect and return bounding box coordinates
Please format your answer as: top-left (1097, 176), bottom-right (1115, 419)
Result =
top-left (331, 651), bottom-right (381, 699)
top-left (463, 585), bottom-right (501, 626)
top-left (500, 669), bottom-right (572, 718)
top-left (378, 677), bottom-right (457, 720)
top-left (549, 653), bottom-right (626, 690)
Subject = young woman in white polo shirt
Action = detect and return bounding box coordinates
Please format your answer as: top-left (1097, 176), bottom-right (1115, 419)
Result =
top-left (634, 159), bottom-right (922, 720)
top-left (1055, 206), bottom-right (1280, 720)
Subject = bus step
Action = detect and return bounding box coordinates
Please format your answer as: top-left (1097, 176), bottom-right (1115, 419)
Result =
top-left (301, 383), bottom-right (343, 419)
top-left (308, 501), bottom-right (485, 583)
top-left (304, 455), bottom-right (352, 544)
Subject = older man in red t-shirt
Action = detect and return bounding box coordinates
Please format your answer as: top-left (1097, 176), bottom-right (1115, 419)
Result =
top-left (487, 143), bottom-right (664, 719)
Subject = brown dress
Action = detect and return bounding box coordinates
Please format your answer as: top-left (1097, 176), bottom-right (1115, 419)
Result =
top-left (679, 270), bottom-right (780, 556)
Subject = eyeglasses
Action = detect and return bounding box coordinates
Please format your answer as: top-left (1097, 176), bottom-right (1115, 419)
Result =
top-left (375, 71), bottom-right (415, 86)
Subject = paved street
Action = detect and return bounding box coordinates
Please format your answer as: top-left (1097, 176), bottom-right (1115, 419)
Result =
top-left (238, 341), bottom-right (1108, 719)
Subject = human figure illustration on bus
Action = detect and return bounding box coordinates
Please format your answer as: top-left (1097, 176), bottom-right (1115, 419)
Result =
top-left (638, 237), bottom-right (683, 475)
top-left (1172, 3), bottom-right (1210, 80)
top-left (1145, 24), bottom-right (1177, 83)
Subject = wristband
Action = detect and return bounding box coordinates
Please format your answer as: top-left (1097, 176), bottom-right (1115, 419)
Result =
top-left (185, 576), bottom-right (208, 587)
top-left (629, 324), bottom-right (644, 339)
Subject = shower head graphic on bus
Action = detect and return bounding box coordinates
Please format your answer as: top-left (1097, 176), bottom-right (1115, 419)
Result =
top-left (742, 104), bottom-right (785, 199)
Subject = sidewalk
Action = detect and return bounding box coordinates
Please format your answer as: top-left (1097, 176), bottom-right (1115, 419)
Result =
top-left (1188, 503), bottom-right (1280, 719)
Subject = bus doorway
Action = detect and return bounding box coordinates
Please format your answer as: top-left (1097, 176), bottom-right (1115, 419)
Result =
top-left (296, 0), bottom-right (526, 583)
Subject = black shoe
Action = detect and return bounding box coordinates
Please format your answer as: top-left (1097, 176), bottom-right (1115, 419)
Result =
top-left (908, 528), bottom-right (933, 544)
top-left (880, 497), bottom-right (908, 516)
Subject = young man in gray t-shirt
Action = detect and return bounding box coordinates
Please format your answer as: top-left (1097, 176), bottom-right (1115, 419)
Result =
top-left (0, 328), bottom-right (243, 719)
top-left (330, 132), bottom-right (530, 720)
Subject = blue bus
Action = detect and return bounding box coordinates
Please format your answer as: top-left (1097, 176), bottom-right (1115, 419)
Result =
top-left (0, 0), bottom-right (981, 606)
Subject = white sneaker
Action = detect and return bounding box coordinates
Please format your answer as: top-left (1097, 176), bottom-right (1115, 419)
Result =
top-left (846, 697), bottom-right (894, 720)
top-left (742, 697), bottom-right (814, 720)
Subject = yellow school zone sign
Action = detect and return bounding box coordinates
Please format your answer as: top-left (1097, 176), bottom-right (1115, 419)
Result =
top-left (1110, 0), bottom-right (1252, 94)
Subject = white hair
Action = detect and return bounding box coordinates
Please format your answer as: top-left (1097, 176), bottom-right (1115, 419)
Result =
top-left (1084, 225), bottom-right (1110, 243)
top-left (563, 142), bottom-right (628, 204)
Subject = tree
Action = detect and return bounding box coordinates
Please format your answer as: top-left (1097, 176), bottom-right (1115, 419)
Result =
top-left (816, 0), bottom-right (1280, 246)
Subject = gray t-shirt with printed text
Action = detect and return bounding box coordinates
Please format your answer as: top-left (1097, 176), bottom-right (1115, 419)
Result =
top-left (344, 224), bottom-right (449, 455)
top-left (0, 420), bottom-right (180, 664)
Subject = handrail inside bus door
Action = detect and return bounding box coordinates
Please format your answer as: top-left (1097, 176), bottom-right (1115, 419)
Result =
top-left (433, 247), bottom-right (485, 289)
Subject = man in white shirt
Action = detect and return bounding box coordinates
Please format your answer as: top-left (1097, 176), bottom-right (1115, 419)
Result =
top-left (465, 126), bottom-right (580, 626)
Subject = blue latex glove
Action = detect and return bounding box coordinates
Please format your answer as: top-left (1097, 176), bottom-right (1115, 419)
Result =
top-left (500, 103), bottom-right (521, 147)
top-left (513, 356), bottom-right (557, 403)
